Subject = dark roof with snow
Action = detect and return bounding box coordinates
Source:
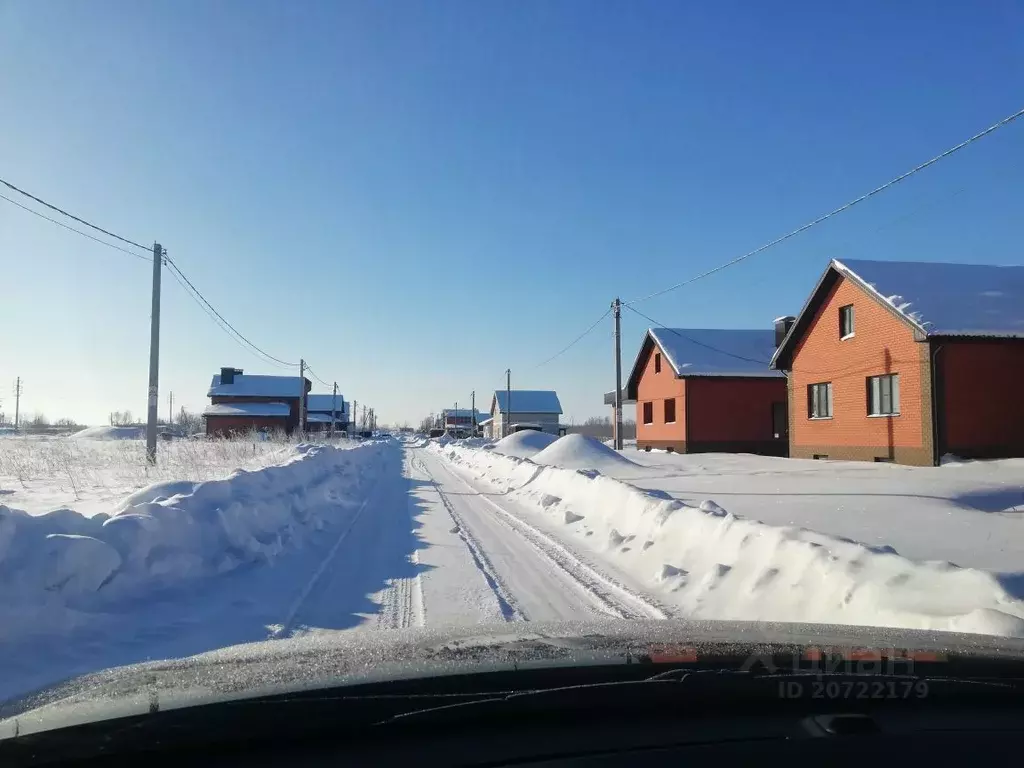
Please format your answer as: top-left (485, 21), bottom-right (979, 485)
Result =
top-left (771, 258), bottom-right (1024, 369)
top-left (492, 390), bottom-right (562, 415)
top-left (307, 394), bottom-right (347, 414)
top-left (208, 374), bottom-right (309, 398)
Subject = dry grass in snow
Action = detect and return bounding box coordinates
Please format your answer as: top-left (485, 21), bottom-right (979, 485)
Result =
top-left (0, 433), bottom-right (323, 517)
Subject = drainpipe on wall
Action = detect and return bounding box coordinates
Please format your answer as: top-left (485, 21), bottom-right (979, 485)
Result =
top-left (930, 342), bottom-right (944, 467)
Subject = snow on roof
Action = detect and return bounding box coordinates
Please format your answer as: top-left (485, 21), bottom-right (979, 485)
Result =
top-left (208, 374), bottom-right (306, 398)
top-left (478, 416), bottom-right (494, 425)
top-left (648, 328), bottom-right (782, 377)
top-left (305, 413), bottom-right (333, 423)
top-left (442, 408), bottom-right (482, 418)
top-left (307, 394), bottom-right (347, 413)
top-left (492, 390), bottom-right (563, 414)
top-left (835, 259), bottom-right (1024, 337)
top-left (203, 402), bottom-right (290, 417)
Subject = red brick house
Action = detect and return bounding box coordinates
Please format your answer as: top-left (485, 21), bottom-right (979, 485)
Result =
top-left (204, 367), bottom-right (311, 436)
top-left (626, 328), bottom-right (788, 455)
top-left (770, 259), bottom-right (1024, 465)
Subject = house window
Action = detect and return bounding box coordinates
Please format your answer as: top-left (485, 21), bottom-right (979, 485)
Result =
top-left (642, 402), bottom-right (653, 424)
top-left (839, 305), bottom-right (854, 338)
top-left (808, 382), bottom-right (833, 419)
top-left (654, 353), bottom-right (662, 373)
top-left (867, 374), bottom-right (900, 416)
top-left (664, 398), bottom-right (676, 423)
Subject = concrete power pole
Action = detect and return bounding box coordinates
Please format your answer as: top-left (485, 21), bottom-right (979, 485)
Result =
top-left (613, 297), bottom-right (623, 450)
top-left (351, 399), bottom-right (357, 436)
top-left (471, 390), bottom-right (476, 435)
top-left (14, 377), bottom-right (22, 431)
top-left (168, 391), bottom-right (174, 426)
top-left (505, 368), bottom-right (511, 438)
top-left (330, 382), bottom-right (337, 439)
top-left (298, 359), bottom-right (306, 435)
top-left (146, 243), bottom-right (163, 464)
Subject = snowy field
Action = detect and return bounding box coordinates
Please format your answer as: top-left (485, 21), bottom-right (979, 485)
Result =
top-left (2, 430), bottom-right (1023, 706)
top-left (0, 431), bottom-right (303, 518)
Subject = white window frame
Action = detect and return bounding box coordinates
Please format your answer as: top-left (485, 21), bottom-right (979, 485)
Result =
top-left (867, 374), bottom-right (900, 416)
top-left (808, 382), bottom-right (833, 419)
top-left (839, 304), bottom-right (855, 340)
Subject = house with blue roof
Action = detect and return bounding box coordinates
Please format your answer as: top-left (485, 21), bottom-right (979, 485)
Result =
top-left (625, 328), bottom-right (788, 456)
top-left (487, 390), bottom-right (564, 438)
top-left (771, 258), bottom-right (1024, 465)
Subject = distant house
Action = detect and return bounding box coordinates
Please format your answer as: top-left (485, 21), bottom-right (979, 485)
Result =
top-left (204, 367), bottom-right (311, 436)
top-left (442, 408), bottom-right (486, 436)
top-left (487, 390), bottom-right (564, 438)
top-left (626, 328), bottom-right (787, 455)
top-left (306, 394), bottom-right (348, 434)
top-left (771, 259), bottom-right (1024, 465)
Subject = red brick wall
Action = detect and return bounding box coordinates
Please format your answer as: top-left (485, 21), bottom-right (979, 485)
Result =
top-left (939, 339), bottom-right (1024, 457)
top-left (206, 415), bottom-right (289, 436)
top-left (789, 275), bottom-right (933, 464)
top-left (687, 377), bottom-right (787, 442)
top-left (635, 343), bottom-right (686, 444)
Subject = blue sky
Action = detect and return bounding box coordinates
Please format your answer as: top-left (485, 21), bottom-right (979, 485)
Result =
top-left (2, 0), bottom-right (1022, 426)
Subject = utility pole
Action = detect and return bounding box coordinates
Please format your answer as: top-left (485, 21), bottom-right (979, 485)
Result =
top-left (330, 382), bottom-right (337, 439)
top-left (14, 377), bottom-right (22, 432)
top-left (146, 243), bottom-right (162, 464)
top-left (471, 390), bottom-right (476, 435)
top-left (351, 399), bottom-right (357, 436)
top-left (505, 368), bottom-right (511, 438)
top-left (454, 401), bottom-right (458, 436)
top-left (168, 391), bottom-right (174, 426)
top-left (298, 359), bottom-right (306, 435)
top-left (613, 297), bottom-right (623, 450)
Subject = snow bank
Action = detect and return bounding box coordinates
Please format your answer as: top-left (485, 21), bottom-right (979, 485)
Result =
top-left (71, 426), bottom-right (146, 441)
top-left (532, 434), bottom-right (638, 470)
top-left (0, 442), bottom-right (389, 616)
top-left (489, 430), bottom-right (558, 459)
top-left (433, 443), bottom-right (1024, 638)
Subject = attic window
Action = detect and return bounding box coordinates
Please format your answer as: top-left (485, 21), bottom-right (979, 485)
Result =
top-left (654, 353), bottom-right (662, 373)
top-left (839, 305), bottom-right (854, 338)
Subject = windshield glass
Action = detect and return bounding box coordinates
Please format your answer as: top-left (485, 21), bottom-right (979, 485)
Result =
top-left (2, 0), bottom-right (1023, 725)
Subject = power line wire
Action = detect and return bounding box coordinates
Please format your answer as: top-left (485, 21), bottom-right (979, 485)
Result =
top-left (303, 364), bottom-right (332, 388)
top-left (0, 191), bottom-right (151, 263)
top-left (164, 265), bottom-right (287, 370)
top-left (0, 176), bottom-right (151, 253)
top-left (164, 256), bottom-right (299, 368)
top-left (623, 304), bottom-right (771, 366)
top-left (626, 104), bottom-right (1024, 305)
top-left (534, 308), bottom-right (612, 368)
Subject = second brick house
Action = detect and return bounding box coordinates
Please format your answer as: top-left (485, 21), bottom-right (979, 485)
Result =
top-left (626, 328), bottom-right (788, 455)
top-left (205, 367), bottom-right (311, 436)
top-left (770, 258), bottom-right (1024, 465)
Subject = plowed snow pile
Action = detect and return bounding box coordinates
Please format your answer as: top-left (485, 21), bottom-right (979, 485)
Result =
top-left (0, 442), bottom-right (388, 633)
top-left (531, 434), bottom-right (638, 470)
top-left (489, 430), bottom-right (558, 458)
top-left (433, 442), bottom-right (1024, 638)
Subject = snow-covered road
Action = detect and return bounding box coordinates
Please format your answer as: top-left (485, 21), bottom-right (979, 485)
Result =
top-left (4, 435), bottom-right (1024, 705)
top-left (409, 449), bottom-right (666, 624)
